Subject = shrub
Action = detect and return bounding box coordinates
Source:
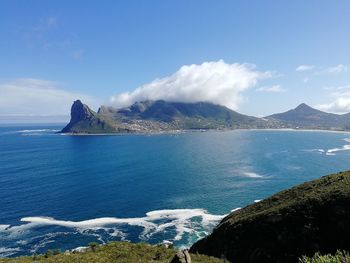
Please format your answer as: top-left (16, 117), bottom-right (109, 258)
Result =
top-left (299, 250), bottom-right (350, 263)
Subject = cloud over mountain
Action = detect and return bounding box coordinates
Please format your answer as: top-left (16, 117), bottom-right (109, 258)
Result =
top-left (110, 60), bottom-right (272, 110)
top-left (318, 85), bottom-right (350, 113)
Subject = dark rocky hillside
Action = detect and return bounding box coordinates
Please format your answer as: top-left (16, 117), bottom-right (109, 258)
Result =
top-left (190, 171), bottom-right (350, 263)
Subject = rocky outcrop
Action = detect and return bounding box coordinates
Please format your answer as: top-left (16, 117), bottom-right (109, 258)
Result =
top-left (61, 100), bottom-right (94, 132)
top-left (190, 171), bottom-right (350, 263)
top-left (61, 100), bottom-right (118, 133)
top-left (170, 249), bottom-right (191, 263)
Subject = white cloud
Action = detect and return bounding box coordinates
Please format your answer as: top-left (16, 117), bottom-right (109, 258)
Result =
top-left (318, 85), bottom-right (350, 113)
top-left (324, 64), bottom-right (348, 74)
top-left (318, 98), bottom-right (350, 114)
top-left (256, 85), bottom-right (286, 93)
top-left (303, 77), bottom-right (309, 83)
top-left (110, 60), bottom-right (272, 110)
top-left (296, 65), bottom-right (314, 72)
top-left (0, 78), bottom-right (98, 116)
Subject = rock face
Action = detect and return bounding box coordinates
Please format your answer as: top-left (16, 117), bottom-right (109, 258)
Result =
top-left (170, 249), bottom-right (191, 263)
top-left (61, 100), bottom-right (118, 134)
top-left (61, 100), bottom-right (93, 130)
top-left (190, 171), bottom-right (350, 263)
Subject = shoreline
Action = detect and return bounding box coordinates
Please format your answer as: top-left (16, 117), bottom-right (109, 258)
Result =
top-left (59, 128), bottom-right (350, 136)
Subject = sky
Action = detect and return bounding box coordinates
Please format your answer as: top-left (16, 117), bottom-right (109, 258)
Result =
top-left (0, 1), bottom-right (350, 122)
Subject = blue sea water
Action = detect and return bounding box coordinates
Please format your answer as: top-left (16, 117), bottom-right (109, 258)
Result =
top-left (1, 125), bottom-right (350, 257)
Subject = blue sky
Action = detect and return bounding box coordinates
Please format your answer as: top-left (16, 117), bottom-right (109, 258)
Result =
top-left (1, 1), bottom-right (350, 120)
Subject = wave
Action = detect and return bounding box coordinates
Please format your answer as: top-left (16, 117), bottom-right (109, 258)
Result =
top-left (0, 209), bottom-right (226, 257)
top-left (303, 149), bottom-right (325, 154)
top-left (0, 247), bottom-right (21, 257)
top-left (327, 144), bottom-right (350, 155)
top-left (1, 129), bottom-right (60, 136)
top-left (242, 172), bottom-right (264, 178)
top-left (304, 138), bottom-right (350, 156)
top-left (16, 129), bottom-right (59, 133)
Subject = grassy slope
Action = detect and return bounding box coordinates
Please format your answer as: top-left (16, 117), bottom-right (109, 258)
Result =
top-left (190, 171), bottom-right (350, 262)
top-left (0, 242), bottom-right (221, 263)
top-left (299, 250), bottom-right (350, 263)
top-left (221, 171), bottom-right (350, 225)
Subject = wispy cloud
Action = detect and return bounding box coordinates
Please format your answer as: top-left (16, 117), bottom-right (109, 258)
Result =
top-left (296, 65), bottom-right (314, 72)
top-left (110, 60), bottom-right (273, 110)
top-left (257, 85), bottom-right (286, 93)
top-left (71, 49), bottom-right (85, 61)
top-left (0, 78), bottom-right (98, 116)
top-left (323, 64), bottom-right (348, 74)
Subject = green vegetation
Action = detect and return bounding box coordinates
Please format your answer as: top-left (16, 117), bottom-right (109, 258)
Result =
top-left (0, 242), bottom-right (221, 263)
top-left (191, 171), bottom-right (350, 263)
top-left (299, 250), bottom-right (350, 263)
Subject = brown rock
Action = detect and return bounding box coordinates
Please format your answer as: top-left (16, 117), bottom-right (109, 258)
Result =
top-left (170, 249), bottom-right (191, 263)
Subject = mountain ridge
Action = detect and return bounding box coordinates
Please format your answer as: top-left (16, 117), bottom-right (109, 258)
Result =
top-left (61, 100), bottom-right (281, 133)
top-left (60, 100), bottom-right (350, 134)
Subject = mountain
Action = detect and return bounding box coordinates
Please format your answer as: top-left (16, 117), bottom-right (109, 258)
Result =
top-left (61, 100), bottom-right (350, 134)
top-left (61, 100), bottom-right (280, 133)
top-left (190, 171), bottom-right (350, 263)
top-left (267, 103), bottom-right (350, 130)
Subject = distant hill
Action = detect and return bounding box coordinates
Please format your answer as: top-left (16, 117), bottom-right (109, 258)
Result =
top-left (190, 171), bottom-right (350, 263)
top-left (61, 100), bottom-right (280, 133)
top-left (267, 103), bottom-right (350, 130)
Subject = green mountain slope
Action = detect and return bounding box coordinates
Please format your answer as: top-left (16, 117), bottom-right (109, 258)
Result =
top-left (190, 171), bottom-right (350, 263)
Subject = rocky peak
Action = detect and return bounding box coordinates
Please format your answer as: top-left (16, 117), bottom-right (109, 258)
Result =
top-left (294, 103), bottom-right (315, 112)
top-left (60, 100), bottom-right (97, 133)
top-left (70, 100), bottom-right (94, 123)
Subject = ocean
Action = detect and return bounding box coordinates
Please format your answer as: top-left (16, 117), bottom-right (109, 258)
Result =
top-left (1, 125), bottom-right (350, 257)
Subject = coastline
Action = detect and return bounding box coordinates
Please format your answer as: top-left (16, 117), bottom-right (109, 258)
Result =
top-left (59, 128), bottom-right (350, 136)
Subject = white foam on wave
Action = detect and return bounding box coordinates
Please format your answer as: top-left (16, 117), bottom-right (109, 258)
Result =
top-left (327, 144), bottom-right (350, 155)
top-left (242, 172), bottom-right (263, 178)
top-left (0, 247), bottom-right (21, 257)
top-left (16, 129), bottom-right (59, 133)
top-left (305, 138), bottom-right (350, 156)
top-left (303, 149), bottom-right (325, 154)
top-left (1, 209), bottom-right (226, 249)
top-left (0, 225), bottom-right (10, 231)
